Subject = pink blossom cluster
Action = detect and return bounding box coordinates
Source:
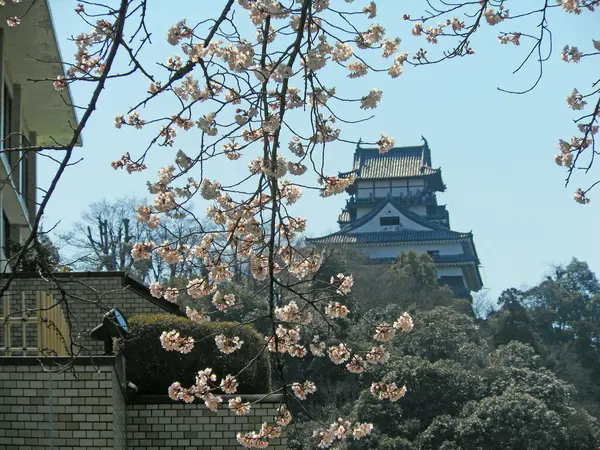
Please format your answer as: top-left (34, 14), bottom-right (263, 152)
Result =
top-left (266, 325), bottom-right (306, 358)
top-left (325, 302), bottom-right (350, 319)
top-left (236, 423), bottom-right (282, 449)
top-left (313, 418), bottom-right (374, 448)
top-left (275, 300), bottom-right (312, 324)
top-left (159, 330), bottom-right (194, 354)
top-left (291, 380), bottom-right (317, 400)
top-left (393, 312), bottom-right (415, 332)
top-left (370, 382), bottom-right (407, 402)
top-left (167, 368), bottom-right (222, 411)
top-left (366, 345), bottom-right (391, 364)
top-left (330, 273), bottom-right (354, 295)
top-left (328, 343), bottom-right (351, 365)
top-left (111, 152), bottom-right (147, 174)
top-left (212, 291), bottom-right (237, 311)
top-left (185, 306), bottom-right (210, 324)
top-left (319, 175), bottom-right (356, 197)
top-left (228, 397), bottom-right (251, 416)
top-left (215, 334), bottom-right (244, 354)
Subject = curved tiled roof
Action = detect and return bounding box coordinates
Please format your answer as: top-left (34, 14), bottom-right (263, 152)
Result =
top-left (370, 254), bottom-right (479, 265)
top-left (307, 196), bottom-right (473, 245)
top-left (349, 145), bottom-right (440, 180)
top-left (338, 195), bottom-right (451, 234)
top-left (308, 230), bottom-right (471, 245)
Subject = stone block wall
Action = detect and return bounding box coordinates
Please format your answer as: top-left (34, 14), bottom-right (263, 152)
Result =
top-left (1, 272), bottom-right (180, 355)
top-left (0, 357), bottom-right (285, 450)
top-left (127, 396), bottom-right (287, 450)
top-left (0, 356), bottom-right (126, 450)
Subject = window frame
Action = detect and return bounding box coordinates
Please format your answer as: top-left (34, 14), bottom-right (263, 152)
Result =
top-left (380, 216), bottom-right (400, 227)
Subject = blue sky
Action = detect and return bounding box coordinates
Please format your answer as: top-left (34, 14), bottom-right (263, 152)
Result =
top-left (41, 1), bottom-right (599, 303)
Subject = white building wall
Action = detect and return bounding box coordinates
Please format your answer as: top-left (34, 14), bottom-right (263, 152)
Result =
top-left (358, 242), bottom-right (463, 259)
top-left (437, 267), bottom-right (464, 277)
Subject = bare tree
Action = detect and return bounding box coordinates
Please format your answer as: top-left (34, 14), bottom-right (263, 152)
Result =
top-left (62, 196), bottom-right (205, 283)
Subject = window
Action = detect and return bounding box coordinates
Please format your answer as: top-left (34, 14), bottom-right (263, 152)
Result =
top-left (380, 216), bottom-right (400, 226)
top-left (427, 250), bottom-right (440, 257)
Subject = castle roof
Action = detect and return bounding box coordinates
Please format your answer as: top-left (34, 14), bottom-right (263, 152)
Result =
top-left (308, 195), bottom-right (475, 251)
top-left (340, 139), bottom-right (445, 191)
top-left (307, 230), bottom-right (472, 245)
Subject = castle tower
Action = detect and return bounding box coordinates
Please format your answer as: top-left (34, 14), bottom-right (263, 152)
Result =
top-left (307, 139), bottom-right (483, 298)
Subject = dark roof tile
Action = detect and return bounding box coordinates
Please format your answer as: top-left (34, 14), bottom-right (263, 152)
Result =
top-left (308, 230), bottom-right (471, 245)
top-left (351, 146), bottom-right (440, 180)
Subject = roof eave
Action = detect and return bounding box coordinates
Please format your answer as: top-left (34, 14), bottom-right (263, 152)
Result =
top-left (2, 0), bottom-right (81, 147)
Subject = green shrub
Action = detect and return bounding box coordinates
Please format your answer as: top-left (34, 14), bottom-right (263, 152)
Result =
top-left (118, 314), bottom-right (271, 395)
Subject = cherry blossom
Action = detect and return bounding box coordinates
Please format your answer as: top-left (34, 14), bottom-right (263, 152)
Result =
top-left (325, 301), bottom-right (350, 319)
top-left (291, 380), bottom-right (317, 400)
top-left (328, 343), bottom-right (351, 365)
top-left (185, 306), bottom-right (210, 324)
top-left (160, 330), bottom-right (194, 354)
top-left (228, 397), bottom-right (251, 416)
top-left (215, 334), bottom-right (244, 354)
top-left (393, 312), bottom-right (414, 332)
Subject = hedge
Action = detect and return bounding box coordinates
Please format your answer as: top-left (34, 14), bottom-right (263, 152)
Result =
top-left (117, 314), bottom-right (271, 395)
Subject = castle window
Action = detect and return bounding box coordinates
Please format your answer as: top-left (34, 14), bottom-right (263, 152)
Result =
top-left (380, 216), bottom-right (400, 226)
top-left (427, 250), bottom-right (440, 257)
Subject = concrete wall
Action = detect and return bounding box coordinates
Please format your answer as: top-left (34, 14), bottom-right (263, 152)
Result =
top-left (1, 272), bottom-right (179, 355)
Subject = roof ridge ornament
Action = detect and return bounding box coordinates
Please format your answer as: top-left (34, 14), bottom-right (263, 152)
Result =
top-left (421, 135), bottom-right (432, 167)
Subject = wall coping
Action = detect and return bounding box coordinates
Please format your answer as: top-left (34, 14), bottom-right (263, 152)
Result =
top-left (129, 394), bottom-right (283, 405)
top-left (0, 355), bottom-right (116, 366)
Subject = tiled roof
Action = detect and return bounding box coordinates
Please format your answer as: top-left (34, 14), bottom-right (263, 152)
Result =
top-left (308, 230), bottom-right (471, 245)
top-left (348, 145), bottom-right (440, 180)
top-left (335, 195), bottom-right (451, 235)
top-left (370, 254), bottom-right (479, 265)
top-left (308, 196), bottom-right (473, 246)
top-left (432, 254), bottom-right (479, 264)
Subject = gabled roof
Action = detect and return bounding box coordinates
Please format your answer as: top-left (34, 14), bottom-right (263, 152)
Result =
top-left (307, 196), bottom-right (473, 245)
top-left (346, 195), bottom-right (451, 233)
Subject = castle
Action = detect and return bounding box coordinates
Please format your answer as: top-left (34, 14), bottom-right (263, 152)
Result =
top-left (308, 139), bottom-right (483, 299)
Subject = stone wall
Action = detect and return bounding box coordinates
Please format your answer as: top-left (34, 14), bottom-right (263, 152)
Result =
top-left (1, 272), bottom-right (181, 355)
top-left (128, 396), bottom-right (287, 450)
top-left (0, 356), bottom-right (126, 450)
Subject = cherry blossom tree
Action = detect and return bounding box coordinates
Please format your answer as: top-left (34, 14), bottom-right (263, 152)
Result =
top-left (2, 0), bottom-right (596, 447)
top-left (1, 0), bottom-right (415, 447)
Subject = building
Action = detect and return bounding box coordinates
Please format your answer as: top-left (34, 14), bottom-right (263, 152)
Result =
top-left (307, 138), bottom-right (483, 298)
top-left (0, 0), bottom-right (77, 270)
